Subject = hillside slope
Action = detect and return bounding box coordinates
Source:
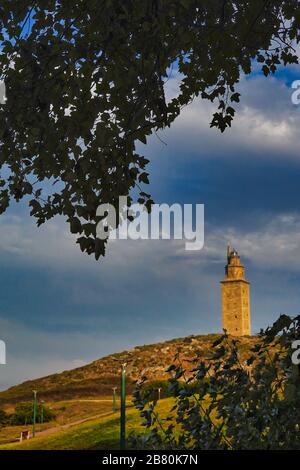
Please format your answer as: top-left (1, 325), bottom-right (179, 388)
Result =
top-left (0, 398), bottom-right (174, 450)
top-left (0, 333), bottom-right (258, 404)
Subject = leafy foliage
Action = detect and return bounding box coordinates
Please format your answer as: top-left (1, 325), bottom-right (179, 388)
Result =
top-left (10, 402), bottom-right (55, 426)
top-left (0, 408), bottom-right (8, 426)
top-left (0, 1), bottom-right (299, 257)
top-left (132, 315), bottom-right (300, 449)
top-left (139, 380), bottom-right (172, 402)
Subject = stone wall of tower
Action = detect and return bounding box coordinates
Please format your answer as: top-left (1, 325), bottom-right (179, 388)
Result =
top-left (221, 280), bottom-right (250, 335)
top-left (220, 248), bottom-right (251, 336)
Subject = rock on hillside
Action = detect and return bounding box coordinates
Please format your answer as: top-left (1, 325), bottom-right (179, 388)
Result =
top-left (0, 334), bottom-right (258, 404)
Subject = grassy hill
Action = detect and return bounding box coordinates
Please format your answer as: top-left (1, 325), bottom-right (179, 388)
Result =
top-left (0, 333), bottom-right (258, 405)
top-left (0, 398), bottom-right (174, 450)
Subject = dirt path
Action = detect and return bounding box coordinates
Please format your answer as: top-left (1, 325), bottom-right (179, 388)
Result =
top-left (35, 409), bottom-right (120, 438)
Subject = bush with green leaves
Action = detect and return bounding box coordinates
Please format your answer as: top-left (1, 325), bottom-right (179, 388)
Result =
top-left (0, 408), bottom-right (8, 427)
top-left (132, 315), bottom-right (300, 449)
top-left (10, 402), bottom-right (55, 426)
top-left (140, 380), bottom-right (172, 402)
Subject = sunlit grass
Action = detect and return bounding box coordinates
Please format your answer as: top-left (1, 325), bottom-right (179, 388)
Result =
top-left (0, 398), bottom-right (174, 450)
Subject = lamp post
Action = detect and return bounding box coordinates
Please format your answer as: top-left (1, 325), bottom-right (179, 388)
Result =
top-left (120, 363), bottom-right (126, 450)
top-left (40, 400), bottom-right (45, 432)
top-left (32, 390), bottom-right (37, 437)
top-left (158, 387), bottom-right (161, 401)
top-left (112, 387), bottom-right (117, 413)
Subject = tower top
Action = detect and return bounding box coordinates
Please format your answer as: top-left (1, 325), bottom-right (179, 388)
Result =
top-left (227, 243), bottom-right (239, 265)
top-left (223, 245), bottom-right (248, 281)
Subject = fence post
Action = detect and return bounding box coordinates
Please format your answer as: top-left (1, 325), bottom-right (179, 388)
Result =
top-left (113, 387), bottom-right (117, 413)
top-left (32, 390), bottom-right (37, 437)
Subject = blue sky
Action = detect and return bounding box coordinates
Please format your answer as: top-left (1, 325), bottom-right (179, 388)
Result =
top-left (0, 57), bottom-right (300, 390)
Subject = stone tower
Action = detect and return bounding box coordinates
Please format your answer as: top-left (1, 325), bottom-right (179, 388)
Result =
top-left (220, 244), bottom-right (251, 336)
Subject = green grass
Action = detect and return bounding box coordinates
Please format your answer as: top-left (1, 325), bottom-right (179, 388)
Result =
top-left (0, 398), bottom-right (174, 450)
top-left (0, 397), bottom-right (123, 442)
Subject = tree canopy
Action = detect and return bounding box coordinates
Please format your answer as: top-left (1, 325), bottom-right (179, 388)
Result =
top-left (0, 1), bottom-right (299, 258)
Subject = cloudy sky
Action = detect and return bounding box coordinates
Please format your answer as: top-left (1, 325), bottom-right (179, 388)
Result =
top-left (0, 59), bottom-right (300, 390)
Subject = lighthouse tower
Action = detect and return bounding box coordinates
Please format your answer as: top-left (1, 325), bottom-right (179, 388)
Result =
top-left (220, 244), bottom-right (251, 336)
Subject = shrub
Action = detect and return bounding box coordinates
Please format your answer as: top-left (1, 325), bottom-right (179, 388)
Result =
top-left (141, 380), bottom-right (171, 402)
top-left (10, 402), bottom-right (55, 426)
top-left (0, 409), bottom-right (8, 426)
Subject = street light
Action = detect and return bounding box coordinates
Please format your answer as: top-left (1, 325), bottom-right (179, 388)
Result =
top-left (158, 387), bottom-right (161, 401)
top-left (40, 400), bottom-right (45, 432)
top-left (120, 363), bottom-right (126, 450)
top-left (112, 387), bottom-right (117, 413)
top-left (32, 390), bottom-right (37, 437)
